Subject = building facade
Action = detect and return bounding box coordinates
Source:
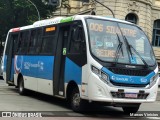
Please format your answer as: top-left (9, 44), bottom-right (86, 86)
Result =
top-left (54, 0), bottom-right (160, 64)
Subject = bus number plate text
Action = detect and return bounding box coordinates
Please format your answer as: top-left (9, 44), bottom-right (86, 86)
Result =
top-left (125, 93), bottom-right (137, 98)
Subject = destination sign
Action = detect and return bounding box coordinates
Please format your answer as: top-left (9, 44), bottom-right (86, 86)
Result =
top-left (45, 27), bottom-right (56, 32)
top-left (89, 23), bottom-right (137, 37)
top-left (95, 49), bottom-right (116, 58)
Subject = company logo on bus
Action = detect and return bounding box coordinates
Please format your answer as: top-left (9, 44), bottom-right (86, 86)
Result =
top-left (125, 65), bottom-right (136, 68)
top-left (111, 76), bottom-right (129, 82)
top-left (14, 56), bottom-right (23, 74)
top-left (140, 78), bottom-right (148, 83)
top-left (24, 61), bottom-right (44, 70)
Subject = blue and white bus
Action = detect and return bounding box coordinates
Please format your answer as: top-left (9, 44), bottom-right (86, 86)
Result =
top-left (2, 15), bottom-right (159, 113)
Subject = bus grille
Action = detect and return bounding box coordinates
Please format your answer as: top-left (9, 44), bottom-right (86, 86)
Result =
top-left (111, 92), bottom-right (149, 99)
top-left (108, 67), bottom-right (151, 76)
top-left (110, 81), bottom-right (148, 87)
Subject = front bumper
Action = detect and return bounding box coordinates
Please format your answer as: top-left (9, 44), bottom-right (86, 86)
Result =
top-left (85, 73), bottom-right (159, 103)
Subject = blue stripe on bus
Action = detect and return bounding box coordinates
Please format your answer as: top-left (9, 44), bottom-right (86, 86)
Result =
top-left (3, 56), bottom-right (14, 81)
top-left (15, 55), bottom-right (54, 80)
top-left (102, 67), bottom-right (155, 85)
top-left (64, 57), bottom-right (82, 85)
top-left (3, 55), bottom-right (7, 72)
top-left (10, 58), bottom-right (14, 80)
top-left (5, 55), bottom-right (82, 83)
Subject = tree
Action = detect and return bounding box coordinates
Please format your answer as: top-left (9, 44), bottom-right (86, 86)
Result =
top-left (0, 0), bottom-right (55, 55)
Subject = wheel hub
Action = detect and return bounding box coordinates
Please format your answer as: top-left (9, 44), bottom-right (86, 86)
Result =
top-left (19, 82), bottom-right (23, 92)
top-left (73, 93), bottom-right (80, 107)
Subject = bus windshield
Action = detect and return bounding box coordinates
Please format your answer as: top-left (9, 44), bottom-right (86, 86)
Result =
top-left (86, 18), bottom-right (156, 66)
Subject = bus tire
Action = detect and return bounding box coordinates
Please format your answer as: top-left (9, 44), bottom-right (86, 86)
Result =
top-left (70, 87), bottom-right (86, 112)
top-left (18, 77), bottom-right (26, 95)
top-left (122, 105), bottom-right (140, 114)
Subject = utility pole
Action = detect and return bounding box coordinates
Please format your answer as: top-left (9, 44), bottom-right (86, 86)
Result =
top-left (26, 0), bottom-right (40, 21)
top-left (93, 0), bottom-right (115, 18)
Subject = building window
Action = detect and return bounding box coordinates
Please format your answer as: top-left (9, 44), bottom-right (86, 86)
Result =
top-left (125, 13), bottom-right (138, 24)
top-left (152, 20), bottom-right (160, 46)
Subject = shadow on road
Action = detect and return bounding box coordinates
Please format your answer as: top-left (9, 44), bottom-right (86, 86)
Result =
top-left (8, 88), bottom-right (132, 118)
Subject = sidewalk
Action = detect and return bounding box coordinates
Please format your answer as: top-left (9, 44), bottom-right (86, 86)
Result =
top-left (156, 87), bottom-right (160, 101)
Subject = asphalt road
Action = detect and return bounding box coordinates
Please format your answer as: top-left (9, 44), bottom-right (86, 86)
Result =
top-left (0, 79), bottom-right (160, 120)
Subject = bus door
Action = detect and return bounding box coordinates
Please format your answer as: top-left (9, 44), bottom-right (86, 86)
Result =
top-left (53, 25), bottom-right (70, 96)
top-left (53, 21), bottom-right (87, 97)
top-left (6, 33), bottom-right (18, 84)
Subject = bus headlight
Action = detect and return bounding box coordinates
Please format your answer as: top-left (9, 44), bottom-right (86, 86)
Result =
top-left (150, 73), bottom-right (159, 85)
top-left (101, 72), bottom-right (109, 81)
top-left (91, 65), bottom-right (109, 83)
top-left (91, 65), bottom-right (100, 75)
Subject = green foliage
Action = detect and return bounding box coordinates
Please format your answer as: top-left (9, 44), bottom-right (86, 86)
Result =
top-left (0, 0), bottom-right (54, 48)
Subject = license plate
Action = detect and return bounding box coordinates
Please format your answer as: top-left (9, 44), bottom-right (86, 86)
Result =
top-left (125, 93), bottom-right (137, 98)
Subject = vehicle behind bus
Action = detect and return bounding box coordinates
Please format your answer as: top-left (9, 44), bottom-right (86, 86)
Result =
top-left (2, 15), bottom-right (159, 114)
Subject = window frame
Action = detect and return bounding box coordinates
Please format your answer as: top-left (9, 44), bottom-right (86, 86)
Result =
top-left (125, 13), bottom-right (138, 24)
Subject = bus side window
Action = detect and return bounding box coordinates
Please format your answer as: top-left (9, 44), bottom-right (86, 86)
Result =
top-left (79, 27), bottom-right (86, 53)
top-left (40, 26), bottom-right (56, 55)
top-left (17, 31), bottom-right (29, 54)
top-left (69, 25), bottom-right (86, 54)
top-left (68, 22), bottom-right (87, 66)
top-left (69, 27), bottom-right (81, 54)
top-left (16, 34), bottom-right (22, 54)
top-left (6, 33), bottom-right (19, 55)
top-left (36, 29), bottom-right (43, 53)
top-left (28, 30), bottom-right (37, 54)
top-left (13, 34), bottom-right (19, 54)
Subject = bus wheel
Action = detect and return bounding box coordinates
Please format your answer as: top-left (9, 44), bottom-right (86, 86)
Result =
top-left (122, 105), bottom-right (140, 114)
top-left (70, 87), bottom-right (85, 112)
top-left (18, 77), bottom-right (26, 95)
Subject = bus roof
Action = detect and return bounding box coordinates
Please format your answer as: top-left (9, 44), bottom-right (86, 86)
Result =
top-left (9, 15), bottom-right (133, 32)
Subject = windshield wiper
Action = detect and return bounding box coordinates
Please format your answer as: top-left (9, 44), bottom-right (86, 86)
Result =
top-left (113, 34), bottom-right (123, 65)
top-left (122, 36), bottom-right (133, 60)
top-left (116, 23), bottom-right (134, 62)
top-left (123, 36), bottom-right (149, 68)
